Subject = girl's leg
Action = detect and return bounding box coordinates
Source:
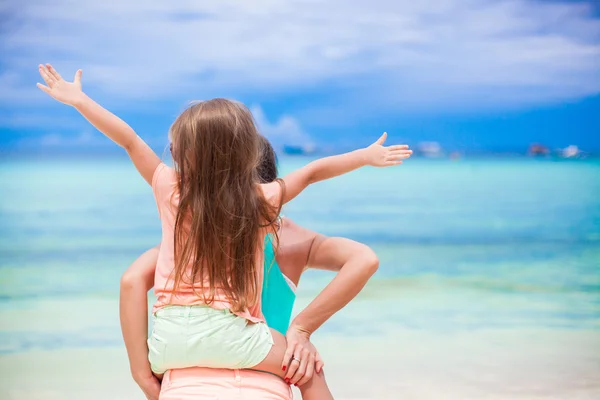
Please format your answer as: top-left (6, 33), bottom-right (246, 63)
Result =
top-left (299, 371), bottom-right (333, 400)
top-left (153, 372), bottom-right (164, 382)
top-left (251, 329), bottom-right (333, 400)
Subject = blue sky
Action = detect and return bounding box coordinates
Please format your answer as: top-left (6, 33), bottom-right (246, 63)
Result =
top-left (1, 0), bottom-right (599, 154)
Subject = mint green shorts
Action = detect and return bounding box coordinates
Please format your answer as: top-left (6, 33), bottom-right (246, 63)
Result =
top-left (148, 305), bottom-right (274, 374)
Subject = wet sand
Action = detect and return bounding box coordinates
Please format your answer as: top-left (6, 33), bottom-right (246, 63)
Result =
top-left (2, 328), bottom-right (599, 399)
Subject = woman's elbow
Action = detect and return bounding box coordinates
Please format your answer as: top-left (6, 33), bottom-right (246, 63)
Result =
top-left (120, 269), bottom-right (150, 292)
top-left (359, 247), bottom-right (379, 276)
top-left (120, 270), bottom-right (137, 291)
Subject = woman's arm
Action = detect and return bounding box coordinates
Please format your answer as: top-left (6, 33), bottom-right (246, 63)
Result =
top-left (262, 133), bottom-right (411, 205)
top-left (289, 235), bottom-right (379, 336)
top-left (119, 246), bottom-right (161, 400)
top-left (37, 64), bottom-right (161, 184)
top-left (276, 218), bottom-right (379, 382)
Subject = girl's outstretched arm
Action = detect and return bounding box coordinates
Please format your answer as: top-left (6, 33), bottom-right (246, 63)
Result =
top-left (37, 64), bottom-right (161, 184)
top-left (263, 133), bottom-right (412, 205)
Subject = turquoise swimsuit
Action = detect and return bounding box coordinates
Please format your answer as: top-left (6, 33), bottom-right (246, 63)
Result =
top-left (261, 234), bottom-right (296, 335)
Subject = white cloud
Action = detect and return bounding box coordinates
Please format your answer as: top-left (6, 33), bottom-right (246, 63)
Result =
top-left (1, 0), bottom-right (599, 117)
top-left (38, 133), bottom-right (63, 147)
top-left (18, 131), bottom-right (101, 149)
top-left (0, 113), bottom-right (83, 130)
top-left (10, 106), bottom-right (308, 150)
top-left (251, 105), bottom-right (314, 149)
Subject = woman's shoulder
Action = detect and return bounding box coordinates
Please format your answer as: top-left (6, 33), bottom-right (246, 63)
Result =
top-left (280, 217), bottom-right (317, 240)
top-left (276, 218), bottom-right (320, 282)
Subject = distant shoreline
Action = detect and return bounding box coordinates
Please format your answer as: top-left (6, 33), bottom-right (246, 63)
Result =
top-left (1, 150), bottom-right (599, 161)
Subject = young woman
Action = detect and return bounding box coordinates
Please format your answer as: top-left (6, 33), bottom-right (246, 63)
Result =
top-left (121, 137), bottom-right (384, 399)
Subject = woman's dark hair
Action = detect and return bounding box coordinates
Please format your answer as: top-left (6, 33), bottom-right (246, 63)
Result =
top-left (257, 136), bottom-right (278, 184)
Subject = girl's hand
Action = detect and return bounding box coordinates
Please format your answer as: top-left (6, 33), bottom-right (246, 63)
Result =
top-left (364, 132), bottom-right (412, 167)
top-left (37, 64), bottom-right (84, 107)
top-left (282, 325), bottom-right (324, 386)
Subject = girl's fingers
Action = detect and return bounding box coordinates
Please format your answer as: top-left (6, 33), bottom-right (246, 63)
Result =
top-left (385, 160), bottom-right (403, 166)
top-left (388, 145), bottom-right (409, 151)
top-left (46, 64), bottom-right (62, 81)
top-left (74, 69), bottom-right (83, 85)
top-left (38, 65), bottom-right (55, 87)
top-left (36, 83), bottom-right (51, 94)
top-left (374, 132), bottom-right (387, 145)
top-left (385, 154), bottom-right (409, 162)
top-left (389, 151), bottom-right (412, 157)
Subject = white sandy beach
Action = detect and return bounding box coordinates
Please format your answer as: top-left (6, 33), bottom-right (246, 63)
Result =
top-left (2, 328), bottom-right (599, 400)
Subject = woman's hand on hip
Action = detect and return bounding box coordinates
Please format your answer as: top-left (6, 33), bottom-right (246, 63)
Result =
top-left (282, 325), bottom-right (324, 386)
top-left (134, 372), bottom-right (161, 400)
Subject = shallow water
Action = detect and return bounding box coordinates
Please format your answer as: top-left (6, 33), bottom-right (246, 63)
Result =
top-left (0, 157), bottom-right (599, 354)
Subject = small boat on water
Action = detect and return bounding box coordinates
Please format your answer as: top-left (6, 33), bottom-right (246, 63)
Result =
top-left (560, 145), bottom-right (580, 159)
top-left (527, 143), bottom-right (550, 157)
top-left (449, 151), bottom-right (462, 160)
top-left (416, 141), bottom-right (443, 158)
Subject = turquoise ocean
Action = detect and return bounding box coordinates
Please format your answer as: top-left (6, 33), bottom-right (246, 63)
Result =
top-left (1, 157), bottom-right (599, 354)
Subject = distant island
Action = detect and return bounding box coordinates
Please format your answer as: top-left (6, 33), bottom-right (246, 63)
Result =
top-left (528, 143), bottom-right (582, 159)
top-left (277, 141), bottom-right (590, 159)
top-left (1, 140), bottom-right (595, 159)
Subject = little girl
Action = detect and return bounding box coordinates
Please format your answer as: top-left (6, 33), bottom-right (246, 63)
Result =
top-left (37, 64), bottom-right (412, 398)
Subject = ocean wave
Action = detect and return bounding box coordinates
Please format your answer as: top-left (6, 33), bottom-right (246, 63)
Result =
top-left (0, 329), bottom-right (123, 355)
top-left (358, 275), bottom-right (600, 296)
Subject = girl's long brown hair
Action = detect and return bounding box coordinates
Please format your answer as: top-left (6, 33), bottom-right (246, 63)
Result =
top-left (169, 99), bottom-right (283, 312)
